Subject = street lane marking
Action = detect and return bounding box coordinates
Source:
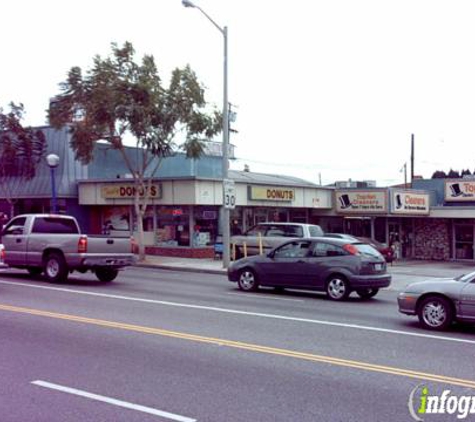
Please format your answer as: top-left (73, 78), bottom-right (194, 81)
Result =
top-left (0, 304), bottom-right (473, 389)
top-left (1, 279), bottom-right (475, 346)
top-left (226, 292), bottom-right (304, 302)
top-left (31, 380), bottom-right (196, 422)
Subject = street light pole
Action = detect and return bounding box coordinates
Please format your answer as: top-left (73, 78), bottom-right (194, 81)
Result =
top-left (182, 0), bottom-right (231, 268)
top-left (46, 153), bottom-right (60, 214)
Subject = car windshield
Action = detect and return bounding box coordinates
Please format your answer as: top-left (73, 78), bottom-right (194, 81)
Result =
top-left (454, 271), bottom-right (475, 282)
top-left (352, 243), bottom-right (382, 258)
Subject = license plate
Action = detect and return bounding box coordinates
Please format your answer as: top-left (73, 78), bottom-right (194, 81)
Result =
top-left (374, 263), bottom-right (382, 271)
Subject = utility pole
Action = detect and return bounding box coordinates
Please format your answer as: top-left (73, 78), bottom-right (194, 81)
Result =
top-left (410, 133), bottom-right (414, 186)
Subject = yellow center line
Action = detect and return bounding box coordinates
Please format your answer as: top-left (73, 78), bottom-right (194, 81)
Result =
top-left (1, 303), bottom-right (474, 389)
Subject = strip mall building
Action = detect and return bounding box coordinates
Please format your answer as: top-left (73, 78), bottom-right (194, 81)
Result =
top-left (2, 126), bottom-right (475, 261)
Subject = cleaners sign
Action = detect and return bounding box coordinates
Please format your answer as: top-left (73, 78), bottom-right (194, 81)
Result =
top-left (335, 190), bottom-right (387, 213)
top-left (444, 179), bottom-right (475, 202)
top-left (391, 190), bottom-right (429, 215)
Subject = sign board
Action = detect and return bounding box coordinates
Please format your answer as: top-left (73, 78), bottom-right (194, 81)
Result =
top-left (101, 183), bottom-right (162, 199)
top-left (248, 186), bottom-right (295, 202)
top-left (223, 179), bottom-right (236, 209)
top-left (391, 190), bottom-right (430, 215)
top-left (444, 180), bottom-right (475, 202)
top-left (335, 190), bottom-right (387, 213)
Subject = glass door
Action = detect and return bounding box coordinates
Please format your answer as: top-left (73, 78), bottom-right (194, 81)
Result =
top-left (454, 224), bottom-right (474, 260)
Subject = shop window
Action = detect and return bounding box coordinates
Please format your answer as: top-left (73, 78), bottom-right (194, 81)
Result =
top-left (156, 206), bottom-right (190, 247)
top-left (103, 206), bottom-right (130, 234)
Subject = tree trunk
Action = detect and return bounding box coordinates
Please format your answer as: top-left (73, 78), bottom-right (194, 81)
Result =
top-left (134, 196), bottom-right (146, 262)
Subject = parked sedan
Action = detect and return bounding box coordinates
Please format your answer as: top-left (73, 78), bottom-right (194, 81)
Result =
top-left (324, 233), bottom-right (394, 263)
top-left (0, 244), bottom-right (6, 268)
top-left (227, 237), bottom-right (391, 300)
top-left (398, 272), bottom-right (475, 330)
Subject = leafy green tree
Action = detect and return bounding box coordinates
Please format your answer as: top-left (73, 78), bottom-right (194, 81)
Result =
top-left (0, 102), bottom-right (46, 217)
top-left (48, 42), bottom-right (221, 259)
top-left (461, 169), bottom-right (472, 177)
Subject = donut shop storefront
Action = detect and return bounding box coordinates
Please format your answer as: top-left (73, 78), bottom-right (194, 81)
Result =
top-left (78, 178), bottom-right (334, 257)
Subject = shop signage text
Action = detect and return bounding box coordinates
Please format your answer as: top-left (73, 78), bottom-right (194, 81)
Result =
top-left (335, 190), bottom-right (387, 213)
top-left (101, 184), bottom-right (162, 199)
top-left (392, 191), bottom-right (429, 215)
top-left (249, 186), bottom-right (295, 202)
top-left (445, 180), bottom-right (475, 202)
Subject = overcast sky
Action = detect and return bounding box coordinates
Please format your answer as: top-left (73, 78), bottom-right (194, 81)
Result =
top-left (3, 0), bottom-right (475, 186)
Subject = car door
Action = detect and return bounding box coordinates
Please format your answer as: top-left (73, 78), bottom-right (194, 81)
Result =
top-left (459, 279), bottom-right (475, 319)
top-left (260, 240), bottom-right (312, 287)
top-left (302, 241), bottom-right (348, 289)
top-left (1, 216), bottom-right (28, 266)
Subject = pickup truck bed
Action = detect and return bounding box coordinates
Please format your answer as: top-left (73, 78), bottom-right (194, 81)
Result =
top-left (2, 214), bottom-right (136, 282)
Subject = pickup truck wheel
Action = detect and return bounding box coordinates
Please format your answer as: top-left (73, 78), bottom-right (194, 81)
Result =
top-left (44, 253), bottom-right (68, 283)
top-left (27, 268), bottom-right (43, 277)
top-left (96, 268), bottom-right (119, 282)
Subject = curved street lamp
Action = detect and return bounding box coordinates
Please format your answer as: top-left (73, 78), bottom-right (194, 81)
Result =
top-left (46, 153), bottom-right (60, 214)
top-left (182, 0), bottom-right (231, 268)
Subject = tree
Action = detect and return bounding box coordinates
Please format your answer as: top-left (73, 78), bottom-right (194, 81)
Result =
top-left (461, 169), bottom-right (472, 177)
top-left (48, 42), bottom-right (221, 260)
top-left (431, 170), bottom-right (447, 179)
top-left (447, 169), bottom-right (460, 178)
top-left (0, 102), bottom-right (46, 217)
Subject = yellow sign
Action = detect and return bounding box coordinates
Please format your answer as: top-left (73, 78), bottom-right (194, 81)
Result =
top-left (249, 186), bottom-right (296, 202)
top-left (101, 184), bottom-right (162, 199)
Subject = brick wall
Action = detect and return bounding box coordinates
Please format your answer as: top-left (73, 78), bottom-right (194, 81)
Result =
top-left (414, 219), bottom-right (451, 260)
top-left (145, 246), bottom-right (215, 259)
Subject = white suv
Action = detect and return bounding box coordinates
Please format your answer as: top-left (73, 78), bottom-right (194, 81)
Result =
top-left (231, 222), bottom-right (324, 258)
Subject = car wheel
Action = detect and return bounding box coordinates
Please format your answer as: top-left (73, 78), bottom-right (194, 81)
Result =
top-left (27, 267), bottom-right (43, 277)
top-left (417, 296), bottom-right (453, 330)
top-left (326, 275), bottom-right (350, 301)
top-left (237, 268), bottom-right (259, 292)
top-left (356, 288), bottom-right (379, 299)
top-left (43, 252), bottom-right (68, 283)
top-left (95, 268), bottom-right (119, 282)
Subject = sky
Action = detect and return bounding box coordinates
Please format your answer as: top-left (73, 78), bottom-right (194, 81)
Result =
top-left (2, 0), bottom-right (475, 187)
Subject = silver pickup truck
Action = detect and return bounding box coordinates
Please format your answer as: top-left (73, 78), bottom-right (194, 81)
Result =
top-left (1, 214), bottom-right (136, 283)
top-left (231, 222), bottom-right (324, 258)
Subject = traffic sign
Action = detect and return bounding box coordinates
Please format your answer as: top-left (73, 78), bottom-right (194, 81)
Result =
top-left (223, 179), bottom-right (236, 209)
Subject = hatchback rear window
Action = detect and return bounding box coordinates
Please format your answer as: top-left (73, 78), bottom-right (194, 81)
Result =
top-left (32, 217), bottom-right (79, 234)
top-left (352, 243), bottom-right (381, 258)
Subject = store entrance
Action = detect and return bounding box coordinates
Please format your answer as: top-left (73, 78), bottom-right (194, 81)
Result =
top-left (454, 223), bottom-right (474, 260)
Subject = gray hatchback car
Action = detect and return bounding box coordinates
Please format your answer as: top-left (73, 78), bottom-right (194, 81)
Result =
top-left (398, 271), bottom-right (475, 330)
top-left (227, 237), bottom-right (391, 300)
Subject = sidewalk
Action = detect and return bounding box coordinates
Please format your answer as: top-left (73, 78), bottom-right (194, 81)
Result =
top-left (136, 255), bottom-right (226, 274)
top-left (136, 256), bottom-right (475, 277)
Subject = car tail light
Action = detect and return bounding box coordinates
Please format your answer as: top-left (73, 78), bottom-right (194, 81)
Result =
top-left (78, 236), bottom-right (88, 253)
top-left (343, 244), bottom-right (360, 255)
top-left (0, 248), bottom-right (5, 262)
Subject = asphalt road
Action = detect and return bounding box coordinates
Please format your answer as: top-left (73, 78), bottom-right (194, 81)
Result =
top-left (0, 265), bottom-right (473, 422)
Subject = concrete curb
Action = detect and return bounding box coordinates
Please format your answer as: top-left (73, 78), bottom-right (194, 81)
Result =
top-left (133, 263), bottom-right (226, 275)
